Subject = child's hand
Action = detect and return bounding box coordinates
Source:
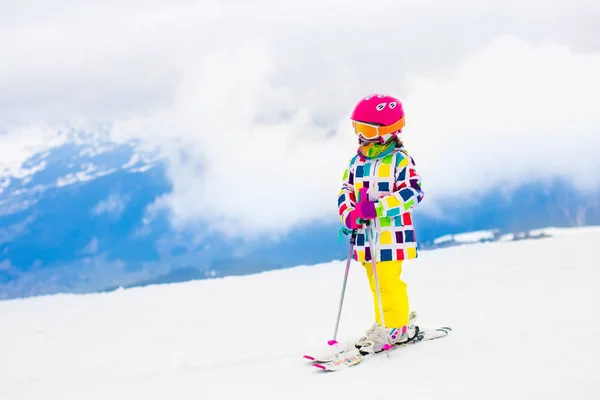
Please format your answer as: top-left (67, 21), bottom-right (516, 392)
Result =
top-left (345, 188), bottom-right (378, 229)
top-left (356, 188), bottom-right (377, 220)
top-left (345, 210), bottom-right (363, 229)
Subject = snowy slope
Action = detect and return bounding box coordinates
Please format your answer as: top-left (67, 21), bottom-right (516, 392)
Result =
top-left (433, 229), bottom-right (499, 245)
top-left (0, 229), bottom-right (598, 400)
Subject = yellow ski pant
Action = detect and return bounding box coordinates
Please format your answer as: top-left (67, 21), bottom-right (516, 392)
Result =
top-left (363, 260), bottom-right (409, 328)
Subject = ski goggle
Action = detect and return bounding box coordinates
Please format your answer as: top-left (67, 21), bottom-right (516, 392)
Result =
top-left (352, 117), bottom-right (405, 141)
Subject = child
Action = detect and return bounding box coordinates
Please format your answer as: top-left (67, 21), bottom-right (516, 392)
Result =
top-left (337, 94), bottom-right (424, 354)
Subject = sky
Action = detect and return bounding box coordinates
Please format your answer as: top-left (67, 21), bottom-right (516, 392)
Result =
top-left (1, 0), bottom-right (600, 238)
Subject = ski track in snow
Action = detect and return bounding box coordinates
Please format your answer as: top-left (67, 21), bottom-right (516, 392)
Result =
top-left (0, 230), bottom-right (599, 400)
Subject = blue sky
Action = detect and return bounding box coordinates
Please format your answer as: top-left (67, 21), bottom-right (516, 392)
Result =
top-left (1, 0), bottom-right (600, 243)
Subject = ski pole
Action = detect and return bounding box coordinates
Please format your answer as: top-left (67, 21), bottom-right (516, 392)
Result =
top-left (329, 229), bottom-right (357, 346)
top-left (365, 221), bottom-right (393, 357)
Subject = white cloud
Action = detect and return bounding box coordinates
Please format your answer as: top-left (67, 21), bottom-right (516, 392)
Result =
top-left (404, 35), bottom-right (600, 203)
top-left (1, 0), bottom-right (600, 237)
top-left (0, 125), bottom-right (66, 183)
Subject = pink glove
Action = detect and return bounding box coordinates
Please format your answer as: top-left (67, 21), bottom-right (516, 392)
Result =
top-left (344, 188), bottom-right (378, 229)
top-left (356, 188), bottom-right (377, 220)
top-left (345, 209), bottom-right (363, 230)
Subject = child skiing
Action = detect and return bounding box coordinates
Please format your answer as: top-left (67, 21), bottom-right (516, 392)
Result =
top-left (337, 94), bottom-right (424, 355)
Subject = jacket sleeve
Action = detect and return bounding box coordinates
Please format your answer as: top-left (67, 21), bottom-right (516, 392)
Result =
top-left (375, 151), bottom-right (424, 217)
top-left (337, 157), bottom-right (357, 225)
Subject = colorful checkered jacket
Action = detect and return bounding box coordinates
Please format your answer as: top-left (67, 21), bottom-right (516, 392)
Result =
top-left (337, 146), bottom-right (424, 263)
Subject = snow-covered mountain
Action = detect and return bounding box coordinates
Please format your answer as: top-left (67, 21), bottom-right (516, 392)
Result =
top-left (1, 140), bottom-right (599, 300)
top-left (1, 227), bottom-right (597, 399)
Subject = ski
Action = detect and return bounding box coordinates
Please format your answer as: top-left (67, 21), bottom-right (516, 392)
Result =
top-left (303, 345), bottom-right (360, 363)
top-left (311, 326), bottom-right (451, 372)
top-left (305, 312), bottom-right (422, 363)
top-left (304, 325), bottom-right (451, 364)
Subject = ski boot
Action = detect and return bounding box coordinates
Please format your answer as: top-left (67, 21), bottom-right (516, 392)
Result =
top-left (355, 311), bottom-right (420, 355)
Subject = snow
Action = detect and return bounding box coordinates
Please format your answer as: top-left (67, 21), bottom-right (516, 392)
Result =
top-left (93, 193), bottom-right (129, 217)
top-left (56, 165), bottom-right (117, 188)
top-left (129, 164), bottom-right (155, 173)
top-left (0, 162), bottom-right (47, 194)
top-left (529, 225), bottom-right (600, 237)
top-left (122, 154), bottom-right (141, 169)
top-left (79, 144), bottom-right (119, 158)
top-left (433, 229), bottom-right (498, 245)
top-left (0, 229), bottom-right (599, 399)
top-left (56, 164), bottom-right (99, 187)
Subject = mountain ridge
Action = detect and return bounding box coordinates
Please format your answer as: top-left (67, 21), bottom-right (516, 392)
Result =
top-left (1, 143), bottom-right (598, 299)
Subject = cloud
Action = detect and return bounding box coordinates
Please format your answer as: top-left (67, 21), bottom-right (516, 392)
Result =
top-left (0, 125), bottom-right (66, 183)
top-left (403, 35), bottom-right (600, 202)
top-left (1, 0), bottom-right (600, 237)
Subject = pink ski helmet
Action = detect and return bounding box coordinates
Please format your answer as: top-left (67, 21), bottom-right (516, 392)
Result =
top-left (351, 94), bottom-right (405, 143)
